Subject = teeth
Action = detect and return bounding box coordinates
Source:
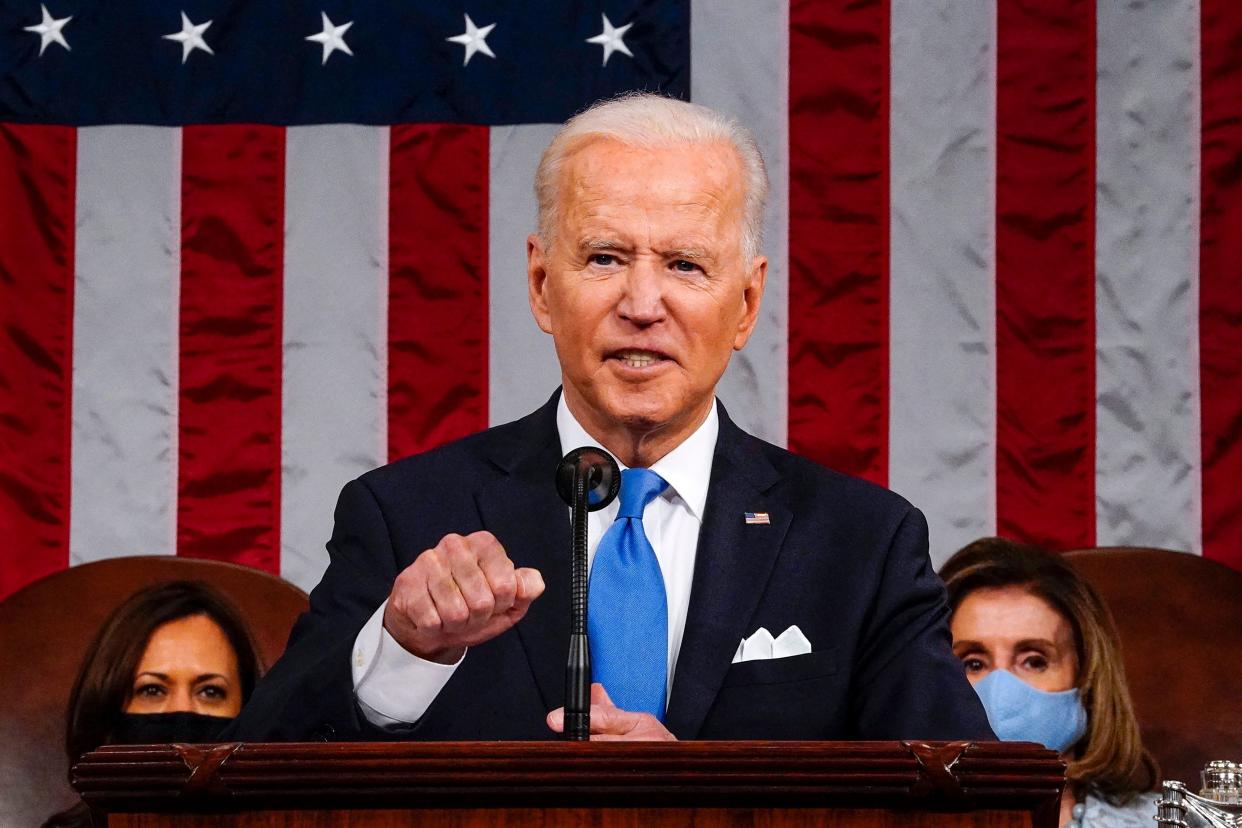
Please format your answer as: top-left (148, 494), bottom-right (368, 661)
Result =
top-left (617, 351), bottom-right (658, 368)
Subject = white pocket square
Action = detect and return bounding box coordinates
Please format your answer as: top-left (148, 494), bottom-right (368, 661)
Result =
top-left (731, 625), bottom-right (813, 663)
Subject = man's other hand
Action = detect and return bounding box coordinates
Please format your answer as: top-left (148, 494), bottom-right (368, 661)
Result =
top-left (546, 683), bottom-right (677, 741)
top-left (383, 530), bottom-right (544, 664)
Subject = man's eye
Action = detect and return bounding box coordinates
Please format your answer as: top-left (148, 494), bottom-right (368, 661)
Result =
top-left (671, 259), bottom-right (699, 273)
top-left (589, 254), bottom-right (617, 266)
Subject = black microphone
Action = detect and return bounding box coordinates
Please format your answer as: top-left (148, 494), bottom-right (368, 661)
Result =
top-left (555, 446), bottom-right (620, 741)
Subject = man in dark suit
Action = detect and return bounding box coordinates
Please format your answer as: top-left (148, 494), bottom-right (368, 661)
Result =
top-left (232, 94), bottom-right (993, 742)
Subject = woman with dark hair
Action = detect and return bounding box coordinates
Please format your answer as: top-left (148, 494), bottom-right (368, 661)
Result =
top-left (44, 580), bottom-right (264, 828)
top-left (940, 537), bottom-right (1159, 828)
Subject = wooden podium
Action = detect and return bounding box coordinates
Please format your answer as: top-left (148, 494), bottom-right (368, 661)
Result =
top-left (73, 740), bottom-right (1064, 827)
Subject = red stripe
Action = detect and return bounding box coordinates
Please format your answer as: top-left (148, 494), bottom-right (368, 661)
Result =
top-left (177, 126), bottom-right (284, 573)
top-left (788, 0), bottom-right (890, 485)
top-left (1200, 0), bottom-right (1242, 571)
top-left (0, 126), bottom-right (75, 600)
top-left (994, 0), bottom-right (1096, 549)
top-left (388, 125), bottom-right (489, 461)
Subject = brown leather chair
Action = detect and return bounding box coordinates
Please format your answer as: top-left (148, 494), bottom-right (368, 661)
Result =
top-left (0, 556), bottom-right (309, 827)
top-left (1065, 547), bottom-right (1242, 787)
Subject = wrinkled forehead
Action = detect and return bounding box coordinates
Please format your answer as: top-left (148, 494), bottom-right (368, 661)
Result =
top-left (553, 137), bottom-right (748, 237)
top-left (953, 585), bottom-right (1076, 642)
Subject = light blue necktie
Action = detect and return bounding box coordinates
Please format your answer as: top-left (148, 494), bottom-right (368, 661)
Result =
top-left (588, 467), bottom-right (669, 720)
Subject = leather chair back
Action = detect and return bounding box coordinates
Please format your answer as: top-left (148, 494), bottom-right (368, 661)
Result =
top-left (0, 557), bottom-right (308, 827)
top-left (1065, 547), bottom-right (1242, 787)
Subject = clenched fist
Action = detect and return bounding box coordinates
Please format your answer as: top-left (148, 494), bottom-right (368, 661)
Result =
top-left (383, 530), bottom-right (544, 664)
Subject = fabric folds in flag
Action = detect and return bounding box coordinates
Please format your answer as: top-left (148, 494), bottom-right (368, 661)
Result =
top-left (1, 0), bottom-right (1239, 600)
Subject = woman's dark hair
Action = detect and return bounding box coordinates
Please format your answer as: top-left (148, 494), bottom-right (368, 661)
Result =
top-left (940, 537), bottom-right (1157, 799)
top-left (63, 580), bottom-right (264, 765)
top-left (44, 581), bottom-right (263, 828)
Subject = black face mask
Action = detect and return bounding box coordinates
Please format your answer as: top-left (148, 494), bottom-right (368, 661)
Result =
top-left (110, 712), bottom-right (234, 745)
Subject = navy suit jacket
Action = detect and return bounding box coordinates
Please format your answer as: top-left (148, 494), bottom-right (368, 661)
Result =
top-left (231, 393), bottom-right (994, 741)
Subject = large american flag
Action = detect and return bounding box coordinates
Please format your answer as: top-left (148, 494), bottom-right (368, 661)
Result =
top-left (2, 0), bottom-right (1239, 600)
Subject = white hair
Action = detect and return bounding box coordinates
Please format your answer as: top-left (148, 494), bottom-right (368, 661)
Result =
top-left (535, 93), bottom-right (769, 262)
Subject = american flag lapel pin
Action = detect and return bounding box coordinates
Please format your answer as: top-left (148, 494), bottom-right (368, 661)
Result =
top-left (744, 512), bottom-right (770, 525)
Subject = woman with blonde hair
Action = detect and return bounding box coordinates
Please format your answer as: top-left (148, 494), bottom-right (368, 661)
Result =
top-left (940, 538), bottom-right (1158, 828)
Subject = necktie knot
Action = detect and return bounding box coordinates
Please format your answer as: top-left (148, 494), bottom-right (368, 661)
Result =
top-left (617, 468), bottom-right (668, 519)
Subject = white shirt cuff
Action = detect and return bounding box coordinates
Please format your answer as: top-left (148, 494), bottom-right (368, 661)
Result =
top-left (351, 598), bottom-right (464, 728)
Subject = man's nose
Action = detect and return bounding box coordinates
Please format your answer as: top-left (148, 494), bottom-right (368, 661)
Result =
top-left (616, 257), bottom-right (666, 324)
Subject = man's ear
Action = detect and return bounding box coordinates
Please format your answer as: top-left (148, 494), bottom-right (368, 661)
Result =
top-left (733, 255), bottom-right (767, 351)
top-left (527, 234), bottom-right (553, 335)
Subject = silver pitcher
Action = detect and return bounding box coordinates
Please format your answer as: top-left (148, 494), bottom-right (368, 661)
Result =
top-left (1157, 761), bottom-right (1242, 827)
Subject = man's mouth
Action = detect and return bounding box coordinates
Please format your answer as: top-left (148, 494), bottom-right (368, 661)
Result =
top-left (609, 349), bottom-right (670, 369)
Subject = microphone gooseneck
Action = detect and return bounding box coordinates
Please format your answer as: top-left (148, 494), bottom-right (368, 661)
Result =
top-left (564, 469), bottom-right (591, 741)
top-left (555, 446), bottom-right (620, 741)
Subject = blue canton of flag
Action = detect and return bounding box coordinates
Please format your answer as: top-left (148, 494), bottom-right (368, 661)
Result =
top-left (0, 1), bottom-right (689, 126)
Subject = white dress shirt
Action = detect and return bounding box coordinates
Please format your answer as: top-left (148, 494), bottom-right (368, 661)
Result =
top-left (351, 396), bottom-right (718, 727)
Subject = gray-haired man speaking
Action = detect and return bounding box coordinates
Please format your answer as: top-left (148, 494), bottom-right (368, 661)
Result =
top-left (233, 94), bottom-right (993, 742)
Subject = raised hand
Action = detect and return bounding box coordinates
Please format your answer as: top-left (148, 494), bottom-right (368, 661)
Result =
top-left (382, 530), bottom-right (544, 664)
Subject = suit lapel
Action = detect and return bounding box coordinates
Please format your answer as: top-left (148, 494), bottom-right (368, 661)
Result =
top-left (664, 408), bottom-right (791, 739)
top-left (473, 396), bottom-right (792, 729)
top-left (474, 395), bottom-right (572, 712)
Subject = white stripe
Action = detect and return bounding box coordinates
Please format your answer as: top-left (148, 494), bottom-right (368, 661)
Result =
top-left (1189, 1), bottom-right (1203, 557)
top-left (988, 3), bottom-right (999, 544)
top-left (282, 125), bottom-right (390, 591)
top-left (691, 0), bottom-right (790, 446)
top-left (888, 0), bottom-right (997, 566)
top-left (1094, 0), bottom-right (1202, 553)
top-left (488, 124), bottom-right (562, 426)
top-left (70, 126), bottom-right (181, 564)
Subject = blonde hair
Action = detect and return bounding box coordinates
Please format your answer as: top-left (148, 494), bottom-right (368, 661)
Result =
top-left (940, 538), bottom-right (1158, 801)
top-left (534, 93), bottom-right (769, 262)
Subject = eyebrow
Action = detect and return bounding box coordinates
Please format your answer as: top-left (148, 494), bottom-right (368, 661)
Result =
top-left (578, 238), bottom-right (714, 261)
top-left (663, 247), bottom-right (712, 261)
top-left (950, 638), bottom-right (1062, 654)
top-left (1013, 638), bottom-right (1060, 652)
top-left (581, 237), bottom-right (628, 251)
top-left (134, 672), bottom-right (229, 683)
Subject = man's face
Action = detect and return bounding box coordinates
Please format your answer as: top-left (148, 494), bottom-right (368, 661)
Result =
top-left (528, 137), bottom-right (766, 448)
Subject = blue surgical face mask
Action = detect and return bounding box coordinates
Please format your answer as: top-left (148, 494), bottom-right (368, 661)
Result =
top-left (972, 668), bottom-right (1088, 753)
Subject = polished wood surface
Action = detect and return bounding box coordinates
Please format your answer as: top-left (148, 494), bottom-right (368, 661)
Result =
top-left (74, 740), bottom-right (1064, 827)
top-left (102, 807), bottom-right (1037, 827)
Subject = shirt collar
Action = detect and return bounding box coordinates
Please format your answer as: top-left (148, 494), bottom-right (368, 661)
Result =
top-left (556, 394), bottom-right (718, 523)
